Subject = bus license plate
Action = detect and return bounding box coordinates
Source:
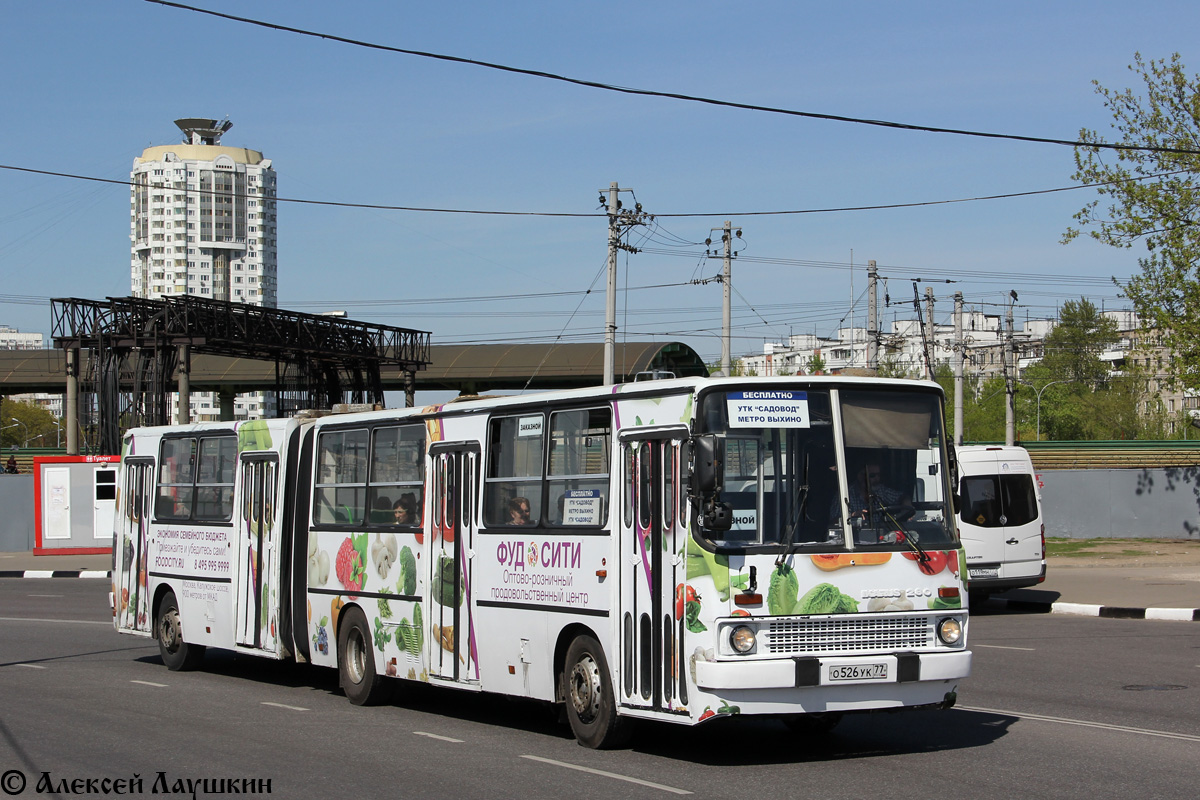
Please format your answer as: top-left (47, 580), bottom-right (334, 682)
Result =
top-left (969, 567), bottom-right (999, 579)
top-left (829, 663), bottom-right (887, 681)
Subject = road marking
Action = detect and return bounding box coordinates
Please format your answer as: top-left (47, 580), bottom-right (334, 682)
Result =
top-left (131, 680), bottom-right (167, 687)
top-left (975, 644), bottom-right (1036, 651)
top-left (521, 755), bottom-right (692, 795)
top-left (413, 731), bottom-right (463, 742)
top-left (28, 594), bottom-right (63, 597)
top-left (261, 702), bottom-right (308, 711)
top-left (15, 664), bottom-right (47, 669)
top-left (958, 705), bottom-right (1200, 742)
top-left (0, 616), bottom-right (113, 626)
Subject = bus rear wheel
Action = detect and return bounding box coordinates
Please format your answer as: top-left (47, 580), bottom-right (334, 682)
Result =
top-left (157, 591), bottom-right (205, 671)
top-left (563, 634), bottom-right (632, 749)
top-left (337, 606), bottom-right (389, 706)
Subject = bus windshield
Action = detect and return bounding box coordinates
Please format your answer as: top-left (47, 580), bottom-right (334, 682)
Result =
top-left (696, 386), bottom-right (956, 550)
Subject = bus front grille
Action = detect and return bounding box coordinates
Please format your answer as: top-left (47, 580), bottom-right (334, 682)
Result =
top-left (765, 615), bottom-right (934, 655)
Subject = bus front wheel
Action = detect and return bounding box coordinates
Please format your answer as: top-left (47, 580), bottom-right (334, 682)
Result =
top-left (563, 634), bottom-right (632, 749)
top-left (337, 606), bottom-right (388, 706)
top-left (157, 591), bottom-right (205, 671)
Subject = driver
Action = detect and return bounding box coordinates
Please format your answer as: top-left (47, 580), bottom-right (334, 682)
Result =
top-left (831, 460), bottom-right (911, 526)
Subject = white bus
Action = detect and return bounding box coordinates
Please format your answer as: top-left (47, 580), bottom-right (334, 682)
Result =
top-left (112, 376), bottom-right (970, 748)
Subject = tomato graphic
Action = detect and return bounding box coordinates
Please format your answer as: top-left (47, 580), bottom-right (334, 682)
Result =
top-left (903, 550), bottom-right (947, 575)
top-left (675, 583), bottom-right (698, 619)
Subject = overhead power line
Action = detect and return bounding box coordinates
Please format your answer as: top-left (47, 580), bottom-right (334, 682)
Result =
top-left (1, 162), bottom-right (1189, 220)
top-left (148, 0), bottom-right (1200, 156)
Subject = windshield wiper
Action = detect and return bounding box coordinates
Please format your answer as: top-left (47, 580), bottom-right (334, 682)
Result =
top-left (775, 451), bottom-right (810, 567)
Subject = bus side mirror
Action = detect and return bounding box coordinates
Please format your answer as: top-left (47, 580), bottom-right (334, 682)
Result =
top-left (691, 435), bottom-right (732, 531)
top-left (692, 435), bottom-right (724, 495)
top-left (948, 446), bottom-right (960, 514)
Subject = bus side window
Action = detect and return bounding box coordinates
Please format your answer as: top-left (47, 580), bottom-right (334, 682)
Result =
top-left (484, 414), bottom-right (544, 526)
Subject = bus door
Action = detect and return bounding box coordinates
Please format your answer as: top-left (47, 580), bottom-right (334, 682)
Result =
top-left (117, 458), bottom-right (154, 634)
top-left (619, 430), bottom-right (688, 714)
top-left (429, 443), bottom-right (480, 683)
top-left (235, 455), bottom-right (279, 650)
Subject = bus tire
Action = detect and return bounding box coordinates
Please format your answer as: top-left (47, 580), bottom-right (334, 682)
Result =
top-left (563, 634), bottom-right (632, 749)
top-left (337, 606), bottom-right (388, 706)
top-left (157, 591), bottom-right (205, 671)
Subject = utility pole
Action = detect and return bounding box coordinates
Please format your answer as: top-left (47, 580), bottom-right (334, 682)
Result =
top-left (600, 183), bottom-right (650, 385)
top-left (1005, 290), bottom-right (1017, 446)
top-left (867, 261), bottom-right (878, 370)
top-left (954, 291), bottom-right (964, 447)
top-left (722, 221), bottom-right (732, 376)
top-left (708, 222), bottom-right (737, 375)
top-left (913, 283), bottom-right (934, 380)
top-left (604, 183), bottom-right (619, 387)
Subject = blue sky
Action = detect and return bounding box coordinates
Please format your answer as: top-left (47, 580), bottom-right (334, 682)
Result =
top-left (3, 0), bottom-right (1198, 365)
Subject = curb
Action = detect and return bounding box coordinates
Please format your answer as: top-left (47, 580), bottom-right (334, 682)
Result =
top-left (986, 596), bottom-right (1200, 622)
top-left (0, 570), bottom-right (111, 579)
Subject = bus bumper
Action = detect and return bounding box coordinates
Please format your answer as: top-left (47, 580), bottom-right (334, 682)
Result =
top-left (693, 650), bottom-right (971, 690)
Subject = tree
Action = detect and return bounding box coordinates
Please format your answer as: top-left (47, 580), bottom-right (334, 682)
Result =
top-left (1039, 298), bottom-right (1119, 386)
top-left (1065, 53), bottom-right (1200, 390)
top-left (805, 353), bottom-right (827, 375)
top-left (1, 398), bottom-right (60, 448)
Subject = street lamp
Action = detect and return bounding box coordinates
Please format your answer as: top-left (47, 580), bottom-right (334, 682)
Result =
top-left (1029, 381), bottom-right (1069, 442)
top-left (10, 417), bottom-right (31, 447)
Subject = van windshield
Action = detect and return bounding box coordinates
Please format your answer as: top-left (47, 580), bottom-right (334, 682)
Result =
top-left (960, 474), bottom-right (1039, 527)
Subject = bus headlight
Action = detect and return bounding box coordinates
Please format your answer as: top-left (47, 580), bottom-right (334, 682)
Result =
top-left (729, 625), bottom-right (756, 654)
top-left (937, 617), bottom-right (963, 646)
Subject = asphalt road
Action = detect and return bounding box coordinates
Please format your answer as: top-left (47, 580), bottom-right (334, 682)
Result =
top-left (1, 582), bottom-right (1197, 799)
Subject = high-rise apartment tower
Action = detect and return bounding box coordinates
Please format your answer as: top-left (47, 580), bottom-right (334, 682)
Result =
top-left (130, 118), bottom-right (278, 420)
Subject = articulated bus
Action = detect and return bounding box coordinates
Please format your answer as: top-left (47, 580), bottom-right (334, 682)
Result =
top-left (112, 376), bottom-right (970, 748)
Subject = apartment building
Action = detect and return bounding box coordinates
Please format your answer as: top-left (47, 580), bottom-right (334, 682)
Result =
top-left (130, 118), bottom-right (277, 421)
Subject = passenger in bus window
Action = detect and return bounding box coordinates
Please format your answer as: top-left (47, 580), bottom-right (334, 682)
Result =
top-left (394, 493), bottom-right (418, 525)
top-left (508, 496), bottom-right (533, 525)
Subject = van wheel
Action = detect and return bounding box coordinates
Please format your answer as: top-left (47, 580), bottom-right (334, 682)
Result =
top-left (563, 634), bottom-right (632, 749)
top-left (157, 591), bottom-right (205, 671)
top-left (337, 607), bottom-right (389, 706)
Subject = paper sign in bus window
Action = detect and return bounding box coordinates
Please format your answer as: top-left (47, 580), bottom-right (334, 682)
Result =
top-left (562, 489), bottom-right (601, 525)
top-left (518, 416), bottom-right (543, 437)
top-left (726, 391), bottom-right (810, 428)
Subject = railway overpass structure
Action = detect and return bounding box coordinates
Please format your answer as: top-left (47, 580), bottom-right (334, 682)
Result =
top-left (1, 302), bottom-right (707, 455)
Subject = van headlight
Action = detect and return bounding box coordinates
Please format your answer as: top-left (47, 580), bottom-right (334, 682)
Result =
top-left (729, 625), bottom-right (756, 654)
top-left (937, 617), bottom-right (963, 646)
